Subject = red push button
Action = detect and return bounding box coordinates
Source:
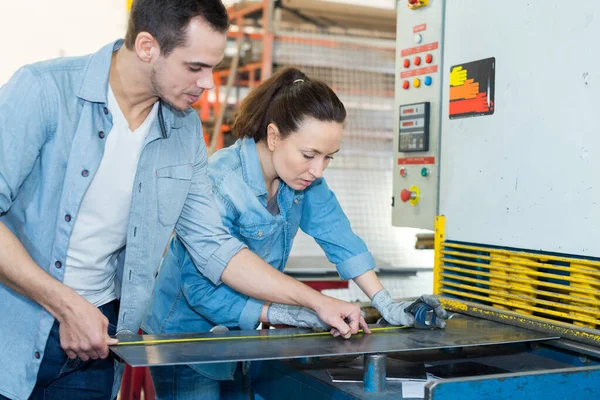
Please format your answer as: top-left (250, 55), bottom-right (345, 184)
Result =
top-left (400, 168), bottom-right (407, 177)
top-left (403, 59), bottom-right (410, 68)
top-left (414, 56), bottom-right (422, 66)
top-left (425, 54), bottom-right (433, 63)
top-left (402, 80), bottom-right (410, 90)
top-left (401, 189), bottom-right (413, 202)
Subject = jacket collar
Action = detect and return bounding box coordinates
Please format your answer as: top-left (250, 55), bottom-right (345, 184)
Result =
top-left (239, 138), bottom-right (268, 198)
top-left (77, 40), bottom-right (122, 104)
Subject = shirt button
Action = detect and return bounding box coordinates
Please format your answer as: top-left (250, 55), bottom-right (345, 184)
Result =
top-left (258, 231), bottom-right (263, 237)
top-left (81, 169), bottom-right (89, 177)
top-left (98, 131), bottom-right (105, 139)
top-left (293, 198), bottom-right (298, 204)
top-left (65, 214), bottom-right (71, 222)
top-left (103, 107), bottom-right (109, 115)
top-left (34, 352), bottom-right (40, 359)
top-left (55, 261), bottom-right (62, 269)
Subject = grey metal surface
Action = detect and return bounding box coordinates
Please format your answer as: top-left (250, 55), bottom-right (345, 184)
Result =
top-left (285, 256), bottom-right (386, 275)
top-left (551, 339), bottom-right (600, 359)
top-left (442, 297), bottom-right (600, 347)
top-left (285, 256), bottom-right (431, 276)
top-left (111, 315), bottom-right (557, 367)
top-left (440, 1), bottom-right (600, 256)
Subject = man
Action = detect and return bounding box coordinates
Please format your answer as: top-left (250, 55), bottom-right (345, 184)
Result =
top-left (0, 1), bottom-right (367, 399)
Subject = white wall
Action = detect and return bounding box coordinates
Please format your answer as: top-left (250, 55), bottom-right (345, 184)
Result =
top-left (0, 0), bottom-right (395, 85)
top-left (0, 0), bottom-right (128, 85)
top-left (319, 0), bottom-right (395, 9)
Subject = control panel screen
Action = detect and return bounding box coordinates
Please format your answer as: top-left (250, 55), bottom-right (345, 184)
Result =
top-left (399, 102), bottom-right (430, 152)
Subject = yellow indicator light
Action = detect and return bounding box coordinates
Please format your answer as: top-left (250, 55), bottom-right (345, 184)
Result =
top-left (408, 0), bottom-right (429, 10)
top-left (409, 185), bottom-right (420, 206)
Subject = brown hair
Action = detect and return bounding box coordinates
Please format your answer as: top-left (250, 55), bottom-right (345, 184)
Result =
top-left (231, 67), bottom-right (346, 141)
top-left (124, 0), bottom-right (229, 57)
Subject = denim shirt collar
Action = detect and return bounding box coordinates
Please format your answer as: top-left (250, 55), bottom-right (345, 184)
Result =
top-left (76, 39), bottom-right (184, 137)
top-left (77, 40), bottom-right (122, 104)
top-left (239, 137), bottom-right (269, 198)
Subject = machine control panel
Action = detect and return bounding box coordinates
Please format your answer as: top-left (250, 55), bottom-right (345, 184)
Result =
top-left (392, 0), bottom-right (444, 229)
top-left (399, 102), bottom-right (430, 152)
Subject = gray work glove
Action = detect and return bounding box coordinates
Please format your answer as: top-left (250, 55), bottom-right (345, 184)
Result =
top-left (267, 303), bottom-right (330, 331)
top-left (371, 290), bottom-right (449, 329)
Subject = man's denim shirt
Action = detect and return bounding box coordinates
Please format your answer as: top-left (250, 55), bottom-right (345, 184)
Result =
top-left (0, 40), bottom-right (245, 400)
top-left (142, 137), bottom-right (375, 380)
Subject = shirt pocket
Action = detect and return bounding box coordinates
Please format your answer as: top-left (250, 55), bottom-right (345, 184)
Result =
top-left (238, 221), bottom-right (278, 259)
top-left (156, 164), bottom-right (193, 226)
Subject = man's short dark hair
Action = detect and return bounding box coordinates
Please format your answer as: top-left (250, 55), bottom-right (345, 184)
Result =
top-left (124, 0), bottom-right (229, 56)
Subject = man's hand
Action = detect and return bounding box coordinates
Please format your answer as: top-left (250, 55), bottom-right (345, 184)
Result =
top-left (57, 295), bottom-right (118, 361)
top-left (267, 303), bottom-right (330, 331)
top-left (372, 290), bottom-right (448, 329)
top-left (313, 297), bottom-right (371, 339)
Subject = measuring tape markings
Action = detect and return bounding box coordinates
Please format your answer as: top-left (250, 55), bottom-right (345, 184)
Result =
top-left (115, 326), bottom-right (408, 347)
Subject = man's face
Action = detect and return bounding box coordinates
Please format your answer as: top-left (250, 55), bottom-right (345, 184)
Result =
top-left (150, 17), bottom-right (226, 111)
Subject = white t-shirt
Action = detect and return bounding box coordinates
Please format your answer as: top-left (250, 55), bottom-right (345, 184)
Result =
top-left (63, 86), bottom-right (159, 306)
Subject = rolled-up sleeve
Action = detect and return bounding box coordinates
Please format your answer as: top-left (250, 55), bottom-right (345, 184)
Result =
top-left (300, 178), bottom-right (375, 280)
top-left (201, 236), bottom-right (246, 285)
top-left (336, 252), bottom-right (376, 280)
top-left (175, 121), bottom-right (247, 284)
top-left (181, 250), bottom-right (263, 329)
top-left (238, 298), bottom-right (264, 330)
top-left (0, 66), bottom-right (51, 213)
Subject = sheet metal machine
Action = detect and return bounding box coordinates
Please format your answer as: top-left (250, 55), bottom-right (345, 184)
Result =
top-left (254, 0), bottom-right (600, 397)
top-left (113, 1), bottom-right (600, 399)
top-left (394, 0), bottom-right (600, 398)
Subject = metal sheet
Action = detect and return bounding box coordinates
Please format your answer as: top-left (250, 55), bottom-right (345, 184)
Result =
top-left (441, 297), bottom-right (600, 347)
top-left (111, 315), bottom-right (557, 367)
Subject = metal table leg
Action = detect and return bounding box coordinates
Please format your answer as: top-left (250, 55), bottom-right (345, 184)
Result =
top-left (363, 353), bottom-right (387, 393)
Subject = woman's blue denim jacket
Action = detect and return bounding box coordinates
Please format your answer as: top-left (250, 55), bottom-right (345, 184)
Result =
top-left (142, 137), bottom-right (375, 380)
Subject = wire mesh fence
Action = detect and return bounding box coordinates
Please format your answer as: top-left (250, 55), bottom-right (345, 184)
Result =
top-left (270, 25), bottom-right (433, 269)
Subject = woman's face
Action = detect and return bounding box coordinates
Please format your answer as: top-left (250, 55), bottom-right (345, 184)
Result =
top-left (267, 117), bottom-right (344, 191)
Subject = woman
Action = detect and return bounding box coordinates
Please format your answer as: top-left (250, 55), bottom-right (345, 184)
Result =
top-left (142, 67), bottom-right (448, 399)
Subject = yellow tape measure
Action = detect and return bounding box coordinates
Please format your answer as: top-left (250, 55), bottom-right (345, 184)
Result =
top-left (116, 326), bottom-right (407, 346)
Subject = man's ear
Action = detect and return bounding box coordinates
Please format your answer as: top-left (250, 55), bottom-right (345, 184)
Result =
top-left (266, 123), bottom-right (281, 152)
top-left (134, 32), bottom-right (160, 63)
